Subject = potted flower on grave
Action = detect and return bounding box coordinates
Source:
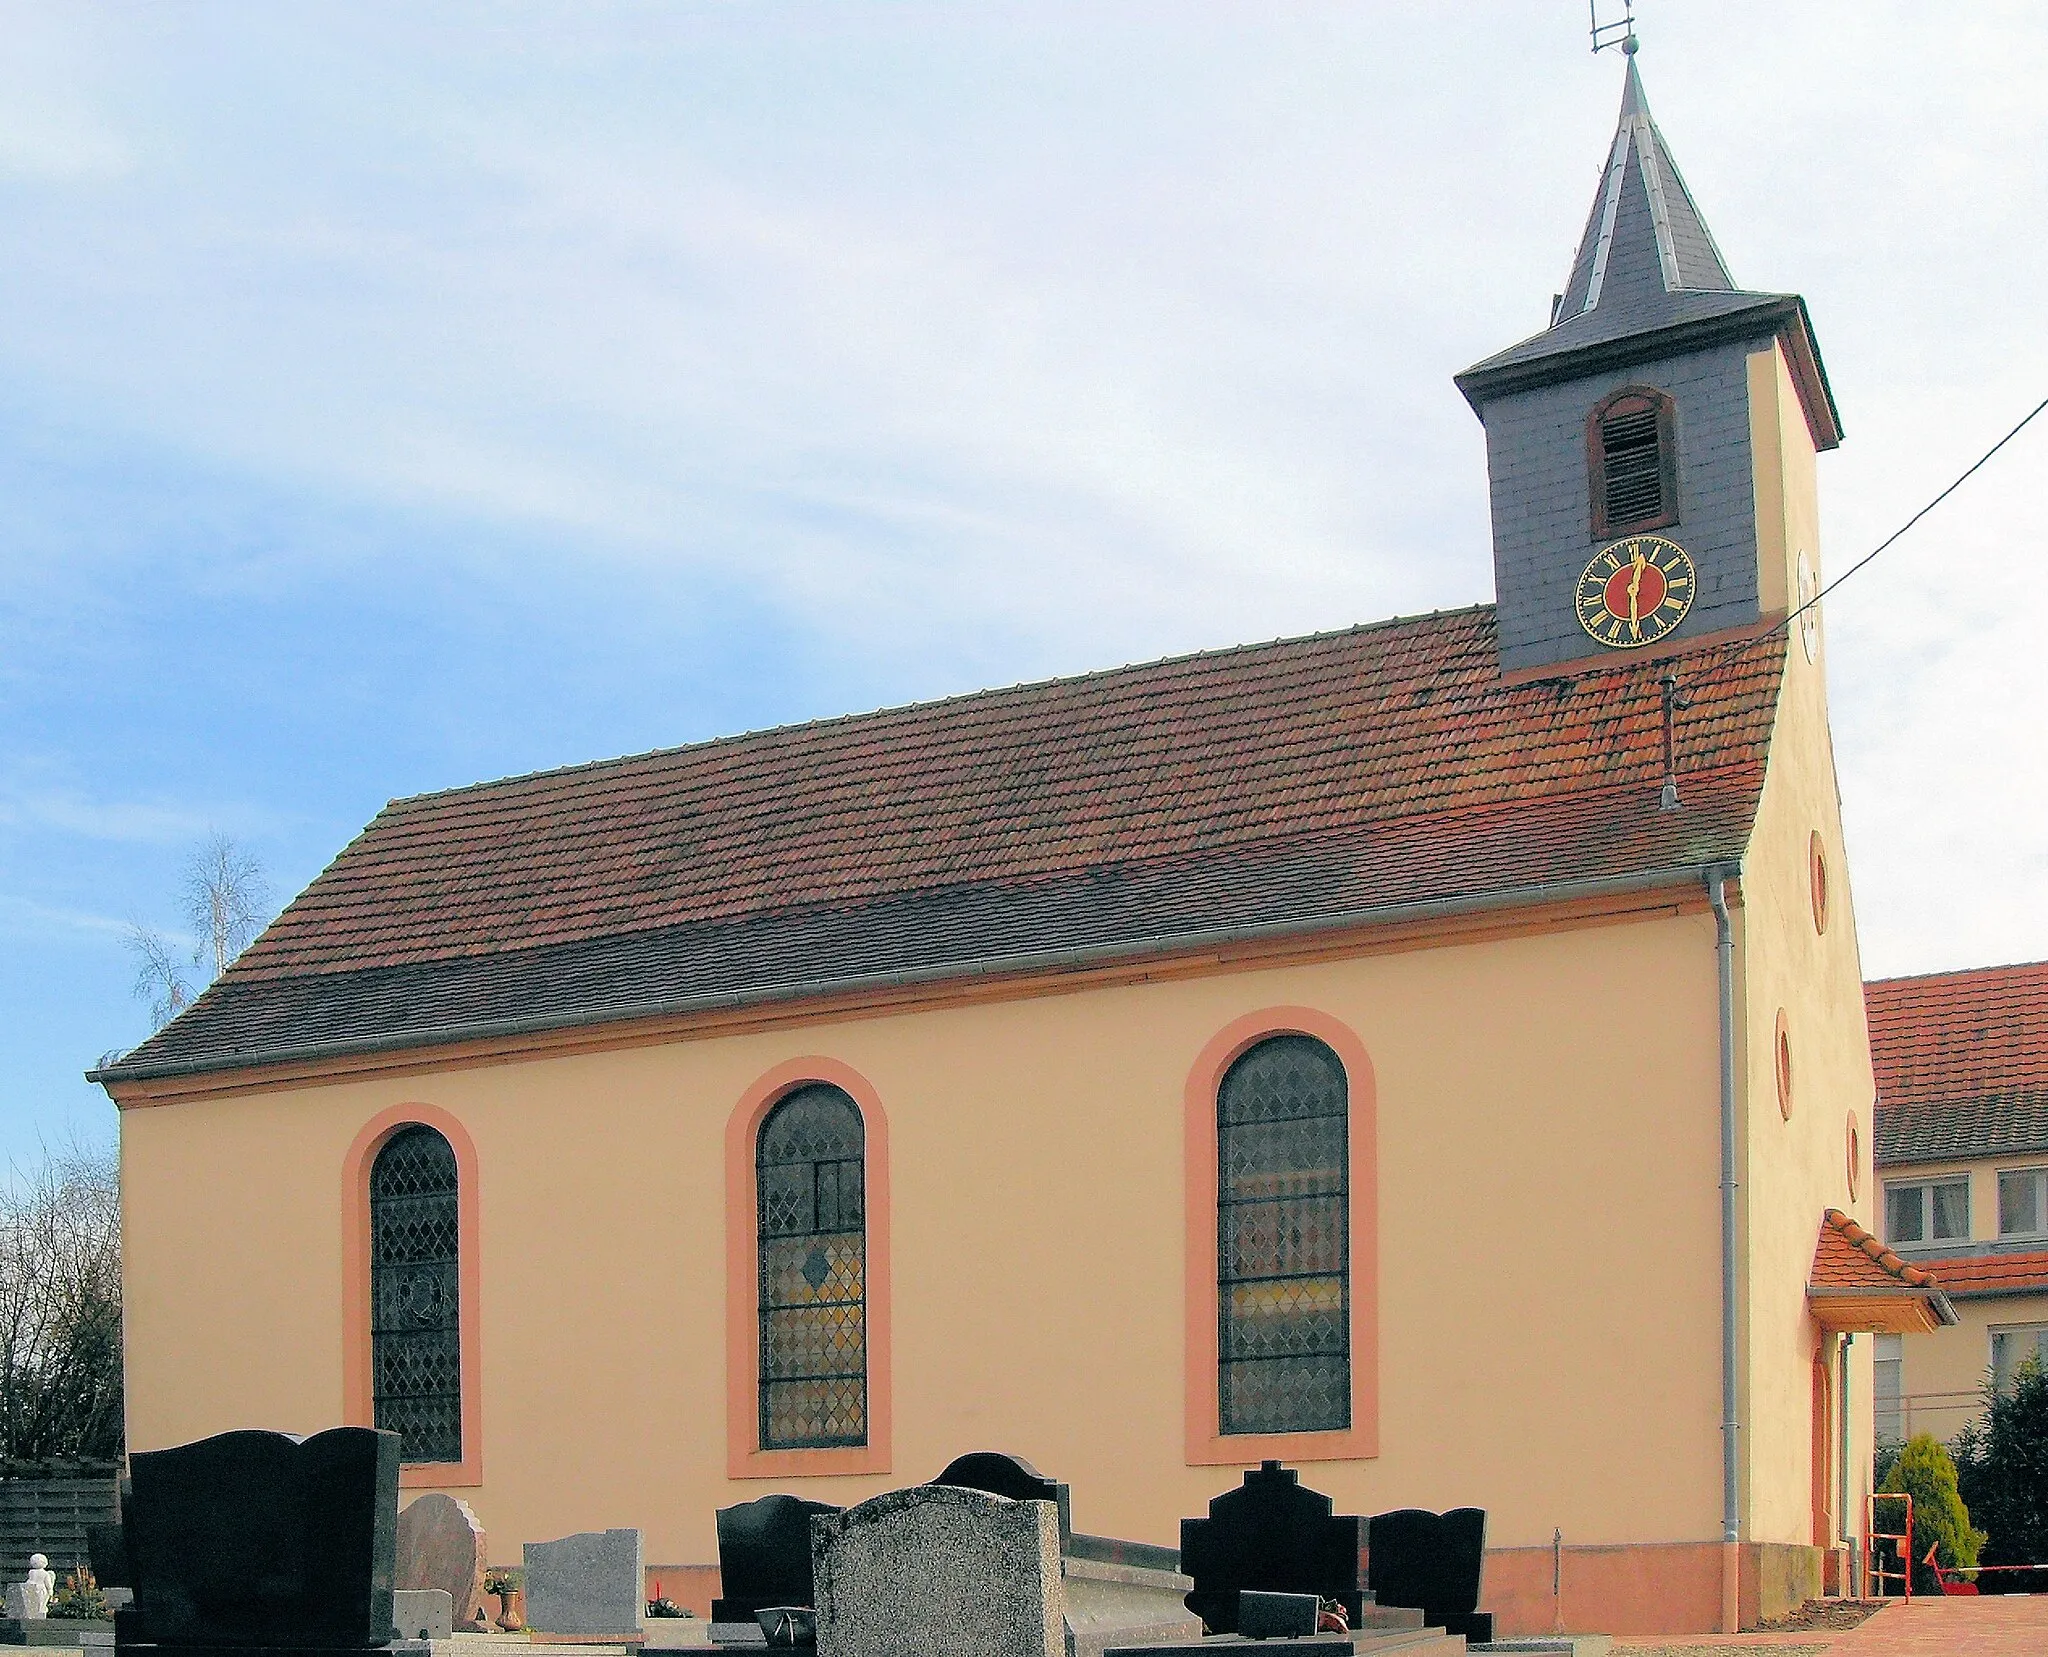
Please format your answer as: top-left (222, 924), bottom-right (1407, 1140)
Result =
top-left (482, 1568), bottom-right (523, 1631)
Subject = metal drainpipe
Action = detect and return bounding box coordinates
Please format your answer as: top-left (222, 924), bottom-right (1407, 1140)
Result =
top-left (1707, 866), bottom-right (1740, 1630)
top-left (1840, 1333), bottom-right (1855, 1588)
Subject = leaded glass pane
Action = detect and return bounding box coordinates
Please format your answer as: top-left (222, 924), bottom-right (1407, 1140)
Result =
top-left (1218, 1035), bottom-right (1349, 1435)
top-left (370, 1124), bottom-right (461, 1464)
top-left (758, 1085), bottom-right (867, 1449)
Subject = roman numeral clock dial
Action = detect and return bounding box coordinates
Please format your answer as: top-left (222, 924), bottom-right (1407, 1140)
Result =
top-left (1574, 535), bottom-right (1695, 649)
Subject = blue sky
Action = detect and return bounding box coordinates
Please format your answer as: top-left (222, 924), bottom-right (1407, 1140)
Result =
top-left (4, 2), bottom-right (2045, 1166)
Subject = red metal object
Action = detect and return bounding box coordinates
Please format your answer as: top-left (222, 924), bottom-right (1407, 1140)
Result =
top-left (1925, 1542), bottom-right (1980, 1596)
top-left (1867, 1492), bottom-right (1913, 1602)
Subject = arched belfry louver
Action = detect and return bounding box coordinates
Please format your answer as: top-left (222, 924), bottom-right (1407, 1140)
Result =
top-left (757, 1083), bottom-right (868, 1449)
top-left (369, 1124), bottom-right (463, 1463)
top-left (1588, 386), bottom-right (1679, 538)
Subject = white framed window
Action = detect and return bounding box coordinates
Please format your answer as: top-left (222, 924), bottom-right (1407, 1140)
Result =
top-left (1885, 1177), bottom-right (1969, 1245)
top-left (1873, 1333), bottom-right (1904, 1445)
top-left (1998, 1168), bottom-right (2048, 1239)
top-left (1990, 1324), bottom-right (2048, 1394)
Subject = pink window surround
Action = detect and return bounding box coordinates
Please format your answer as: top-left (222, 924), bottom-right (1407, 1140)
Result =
top-left (1184, 1007), bottom-right (1380, 1466)
top-left (340, 1102), bottom-right (484, 1488)
top-left (724, 1057), bottom-right (893, 1479)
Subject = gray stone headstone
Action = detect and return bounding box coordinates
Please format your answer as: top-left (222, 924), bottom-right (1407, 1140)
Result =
top-left (397, 1493), bottom-right (490, 1631)
top-left (812, 1485), bottom-right (1062, 1657)
top-left (524, 1528), bottom-right (645, 1640)
top-left (392, 1589), bottom-right (454, 1642)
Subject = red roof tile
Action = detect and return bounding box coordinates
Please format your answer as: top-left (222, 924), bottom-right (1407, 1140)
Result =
top-left (1911, 1249), bottom-right (2048, 1299)
top-left (1812, 1209), bottom-right (1937, 1289)
top-left (231, 609), bottom-right (1784, 981)
top-left (1867, 962), bottom-right (2048, 1165)
top-left (105, 609), bottom-right (1788, 1078)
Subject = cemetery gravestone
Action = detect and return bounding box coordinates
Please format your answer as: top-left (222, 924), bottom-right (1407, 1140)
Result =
top-left (1366, 1507), bottom-right (1491, 1644)
top-left (395, 1495), bottom-right (490, 1632)
top-left (523, 1530), bottom-right (645, 1643)
top-left (121, 1426), bottom-right (415, 1653)
top-left (927, 1453), bottom-right (1072, 1556)
top-left (1178, 1461), bottom-right (1367, 1635)
top-left (811, 1485), bottom-right (1062, 1657)
top-left (710, 1496), bottom-right (839, 1628)
top-left (389, 1593), bottom-right (453, 1644)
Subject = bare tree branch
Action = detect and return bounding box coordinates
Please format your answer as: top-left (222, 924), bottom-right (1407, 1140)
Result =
top-left (182, 831), bottom-right (269, 981)
top-left (124, 924), bottom-right (192, 1032)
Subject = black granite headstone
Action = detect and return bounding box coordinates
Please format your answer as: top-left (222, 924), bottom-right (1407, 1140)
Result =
top-left (1178, 1462), bottom-right (1365, 1634)
top-left (88, 1521), bottom-right (130, 1589)
top-left (122, 1427), bottom-right (401, 1651)
top-left (708, 1495), bottom-right (840, 1624)
top-left (928, 1452), bottom-right (1074, 1555)
top-left (1365, 1507), bottom-right (1491, 1645)
top-left (1235, 1590), bottom-right (1319, 1639)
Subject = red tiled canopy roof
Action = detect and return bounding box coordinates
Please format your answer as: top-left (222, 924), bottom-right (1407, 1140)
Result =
top-left (1867, 961), bottom-right (2048, 1166)
top-left (1812, 1208), bottom-right (1937, 1289)
top-left (102, 609), bottom-right (1787, 1081)
top-left (1810, 1210), bottom-right (1957, 1332)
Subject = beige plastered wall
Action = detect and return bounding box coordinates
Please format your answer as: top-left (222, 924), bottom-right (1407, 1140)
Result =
top-left (1736, 339), bottom-right (1876, 1553)
top-left (121, 904), bottom-right (1736, 1574)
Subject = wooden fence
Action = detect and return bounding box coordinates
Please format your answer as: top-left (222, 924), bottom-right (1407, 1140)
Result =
top-left (0, 1463), bottom-right (120, 1579)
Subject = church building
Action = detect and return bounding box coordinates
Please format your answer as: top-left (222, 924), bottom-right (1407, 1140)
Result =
top-left (99, 63), bottom-right (1933, 1636)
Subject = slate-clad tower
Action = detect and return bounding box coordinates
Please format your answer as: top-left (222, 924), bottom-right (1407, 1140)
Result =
top-left (1456, 60), bottom-right (1844, 676)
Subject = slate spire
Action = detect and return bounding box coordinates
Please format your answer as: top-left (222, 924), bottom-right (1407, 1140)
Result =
top-left (1553, 58), bottom-right (1736, 325)
top-left (1455, 58), bottom-right (1841, 453)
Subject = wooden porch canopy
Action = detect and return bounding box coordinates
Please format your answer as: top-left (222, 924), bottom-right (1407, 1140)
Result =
top-left (1808, 1208), bottom-right (1958, 1335)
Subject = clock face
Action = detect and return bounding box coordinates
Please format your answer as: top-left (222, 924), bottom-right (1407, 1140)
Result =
top-left (1575, 535), bottom-right (1695, 650)
top-left (1796, 549), bottom-right (1820, 663)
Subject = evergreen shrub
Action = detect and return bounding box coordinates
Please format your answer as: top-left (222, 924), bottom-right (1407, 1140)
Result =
top-left (1954, 1353), bottom-right (2048, 1574)
top-left (1879, 1433), bottom-right (1983, 1594)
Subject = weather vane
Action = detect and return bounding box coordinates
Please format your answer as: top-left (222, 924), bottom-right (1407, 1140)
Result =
top-left (1589, 0), bottom-right (1640, 56)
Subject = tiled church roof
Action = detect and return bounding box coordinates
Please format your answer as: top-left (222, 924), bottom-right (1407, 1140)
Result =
top-left (100, 608), bottom-right (1787, 1083)
top-left (1867, 961), bottom-right (2048, 1166)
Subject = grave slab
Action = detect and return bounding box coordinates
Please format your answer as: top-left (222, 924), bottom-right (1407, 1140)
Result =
top-left (811, 1485), bottom-right (1061, 1657)
top-left (397, 1498), bottom-right (489, 1633)
top-left (392, 1593), bottom-right (454, 1643)
top-left (122, 1426), bottom-right (402, 1650)
top-left (523, 1532), bottom-right (645, 1644)
top-left (1367, 1507), bottom-right (1491, 1645)
top-left (1179, 1462), bottom-right (1368, 1635)
top-left (708, 1497), bottom-right (838, 1626)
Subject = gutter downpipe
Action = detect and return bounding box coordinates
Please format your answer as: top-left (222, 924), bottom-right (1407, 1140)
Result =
top-left (1707, 865), bottom-right (1740, 1633)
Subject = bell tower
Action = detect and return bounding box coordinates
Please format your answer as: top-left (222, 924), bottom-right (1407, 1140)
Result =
top-left (1454, 59), bottom-right (1843, 677)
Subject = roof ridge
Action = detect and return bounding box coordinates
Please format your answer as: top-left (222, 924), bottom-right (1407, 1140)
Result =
top-left (1822, 1207), bottom-right (1934, 1287)
top-left (385, 604), bottom-right (1502, 809)
top-left (1868, 959), bottom-right (2048, 991)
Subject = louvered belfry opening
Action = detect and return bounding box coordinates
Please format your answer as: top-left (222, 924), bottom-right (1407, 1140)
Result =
top-left (1588, 386), bottom-right (1679, 537)
top-left (757, 1084), bottom-right (868, 1449)
top-left (1217, 1034), bottom-right (1350, 1435)
top-left (369, 1124), bottom-right (462, 1463)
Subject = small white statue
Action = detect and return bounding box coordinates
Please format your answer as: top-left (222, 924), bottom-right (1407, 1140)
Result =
top-left (10, 1554), bottom-right (54, 1621)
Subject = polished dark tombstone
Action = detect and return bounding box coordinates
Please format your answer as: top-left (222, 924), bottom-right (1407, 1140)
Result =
top-left (708, 1495), bottom-right (841, 1625)
top-left (929, 1452), bottom-right (1073, 1556)
top-left (1365, 1507), bottom-right (1491, 1645)
top-left (1178, 1461), bottom-right (1365, 1635)
top-left (88, 1521), bottom-right (130, 1589)
top-left (119, 1427), bottom-right (408, 1654)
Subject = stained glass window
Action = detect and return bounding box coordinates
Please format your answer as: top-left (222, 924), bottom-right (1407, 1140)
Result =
top-left (370, 1124), bottom-right (462, 1463)
top-left (758, 1084), bottom-right (867, 1449)
top-left (1217, 1034), bottom-right (1349, 1435)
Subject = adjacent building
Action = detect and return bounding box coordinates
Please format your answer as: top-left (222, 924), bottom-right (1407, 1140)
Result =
top-left (1868, 962), bottom-right (2048, 1445)
top-left (97, 63), bottom-right (1933, 1635)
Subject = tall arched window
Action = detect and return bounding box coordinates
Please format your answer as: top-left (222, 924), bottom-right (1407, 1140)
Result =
top-left (1587, 385), bottom-right (1679, 538)
top-left (1218, 1034), bottom-right (1349, 1435)
top-left (370, 1124), bottom-right (463, 1464)
top-left (757, 1084), bottom-right (867, 1450)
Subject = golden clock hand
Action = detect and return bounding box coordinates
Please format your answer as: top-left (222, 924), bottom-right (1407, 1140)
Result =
top-left (1626, 553), bottom-right (1646, 625)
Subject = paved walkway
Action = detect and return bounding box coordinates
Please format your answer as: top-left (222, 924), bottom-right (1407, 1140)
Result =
top-left (1615, 1594), bottom-right (2048, 1656)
